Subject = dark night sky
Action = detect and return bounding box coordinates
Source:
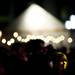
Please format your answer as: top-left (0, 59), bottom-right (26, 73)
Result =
top-left (0, 0), bottom-right (75, 30)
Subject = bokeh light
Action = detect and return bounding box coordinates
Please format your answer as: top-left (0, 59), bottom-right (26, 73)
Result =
top-left (65, 21), bottom-right (71, 29)
top-left (67, 37), bottom-right (73, 43)
top-left (60, 35), bottom-right (65, 41)
top-left (13, 32), bottom-right (18, 38)
top-left (10, 38), bottom-right (15, 44)
top-left (0, 30), bottom-right (2, 37)
top-left (1, 38), bottom-right (6, 44)
top-left (24, 38), bottom-right (30, 43)
top-left (17, 36), bottom-right (22, 41)
top-left (7, 41), bottom-right (11, 46)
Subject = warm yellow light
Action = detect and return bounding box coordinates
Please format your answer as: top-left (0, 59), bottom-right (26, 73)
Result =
top-left (0, 30), bottom-right (2, 37)
top-left (60, 35), bottom-right (65, 41)
top-left (13, 32), bottom-right (18, 38)
top-left (10, 38), bottom-right (15, 44)
top-left (7, 41), bottom-right (11, 46)
top-left (24, 38), bottom-right (30, 43)
top-left (60, 61), bottom-right (68, 69)
top-left (57, 52), bottom-right (68, 69)
top-left (17, 36), bottom-right (22, 41)
top-left (49, 36), bottom-right (55, 42)
top-left (36, 35), bottom-right (44, 40)
top-left (21, 38), bottom-right (25, 42)
top-left (60, 61), bottom-right (63, 65)
top-left (64, 61), bottom-right (68, 69)
top-left (67, 37), bottom-right (73, 43)
top-left (44, 38), bottom-right (50, 43)
top-left (26, 35), bottom-right (45, 41)
top-left (2, 38), bottom-right (6, 44)
top-left (26, 35), bottom-right (32, 39)
top-left (46, 36), bottom-right (53, 41)
top-left (30, 35), bottom-right (36, 40)
top-left (57, 52), bottom-right (62, 54)
top-left (53, 38), bottom-right (60, 44)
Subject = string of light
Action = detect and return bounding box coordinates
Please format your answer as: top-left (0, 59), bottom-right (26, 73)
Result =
top-left (0, 31), bottom-right (73, 46)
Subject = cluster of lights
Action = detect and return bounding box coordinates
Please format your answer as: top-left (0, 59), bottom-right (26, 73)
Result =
top-left (12, 32), bottom-right (73, 44)
top-left (0, 31), bottom-right (73, 46)
top-left (2, 38), bottom-right (15, 46)
top-left (53, 35), bottom-right (65, 44)
top-left (65, 15), bottom-right (75, 29)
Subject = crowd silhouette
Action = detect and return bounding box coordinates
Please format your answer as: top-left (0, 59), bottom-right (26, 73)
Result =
top-left (0, 39), bottom-right (74, 75)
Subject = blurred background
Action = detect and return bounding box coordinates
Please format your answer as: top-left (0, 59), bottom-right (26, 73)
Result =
top-left (0, 0), bottom-right (75, 75)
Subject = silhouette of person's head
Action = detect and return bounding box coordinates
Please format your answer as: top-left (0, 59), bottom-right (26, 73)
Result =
top-left (26, 39), bottom-right (44, 55)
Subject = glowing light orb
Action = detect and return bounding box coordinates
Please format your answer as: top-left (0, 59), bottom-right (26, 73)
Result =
top-left (13, 32), bottom-right (18, 38)
top-left (2, 39), bottom-right (6, 44)
top-left (7, 41), bottom-right (11, 46)
top-left (67, 37), bottom-right (73, 43)
top-left (10, 38), bottom-right (15, 44)
top-left (17, 36), bottom-right (22, 41)
top-left (0, 30), bottom-right (2, 37)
